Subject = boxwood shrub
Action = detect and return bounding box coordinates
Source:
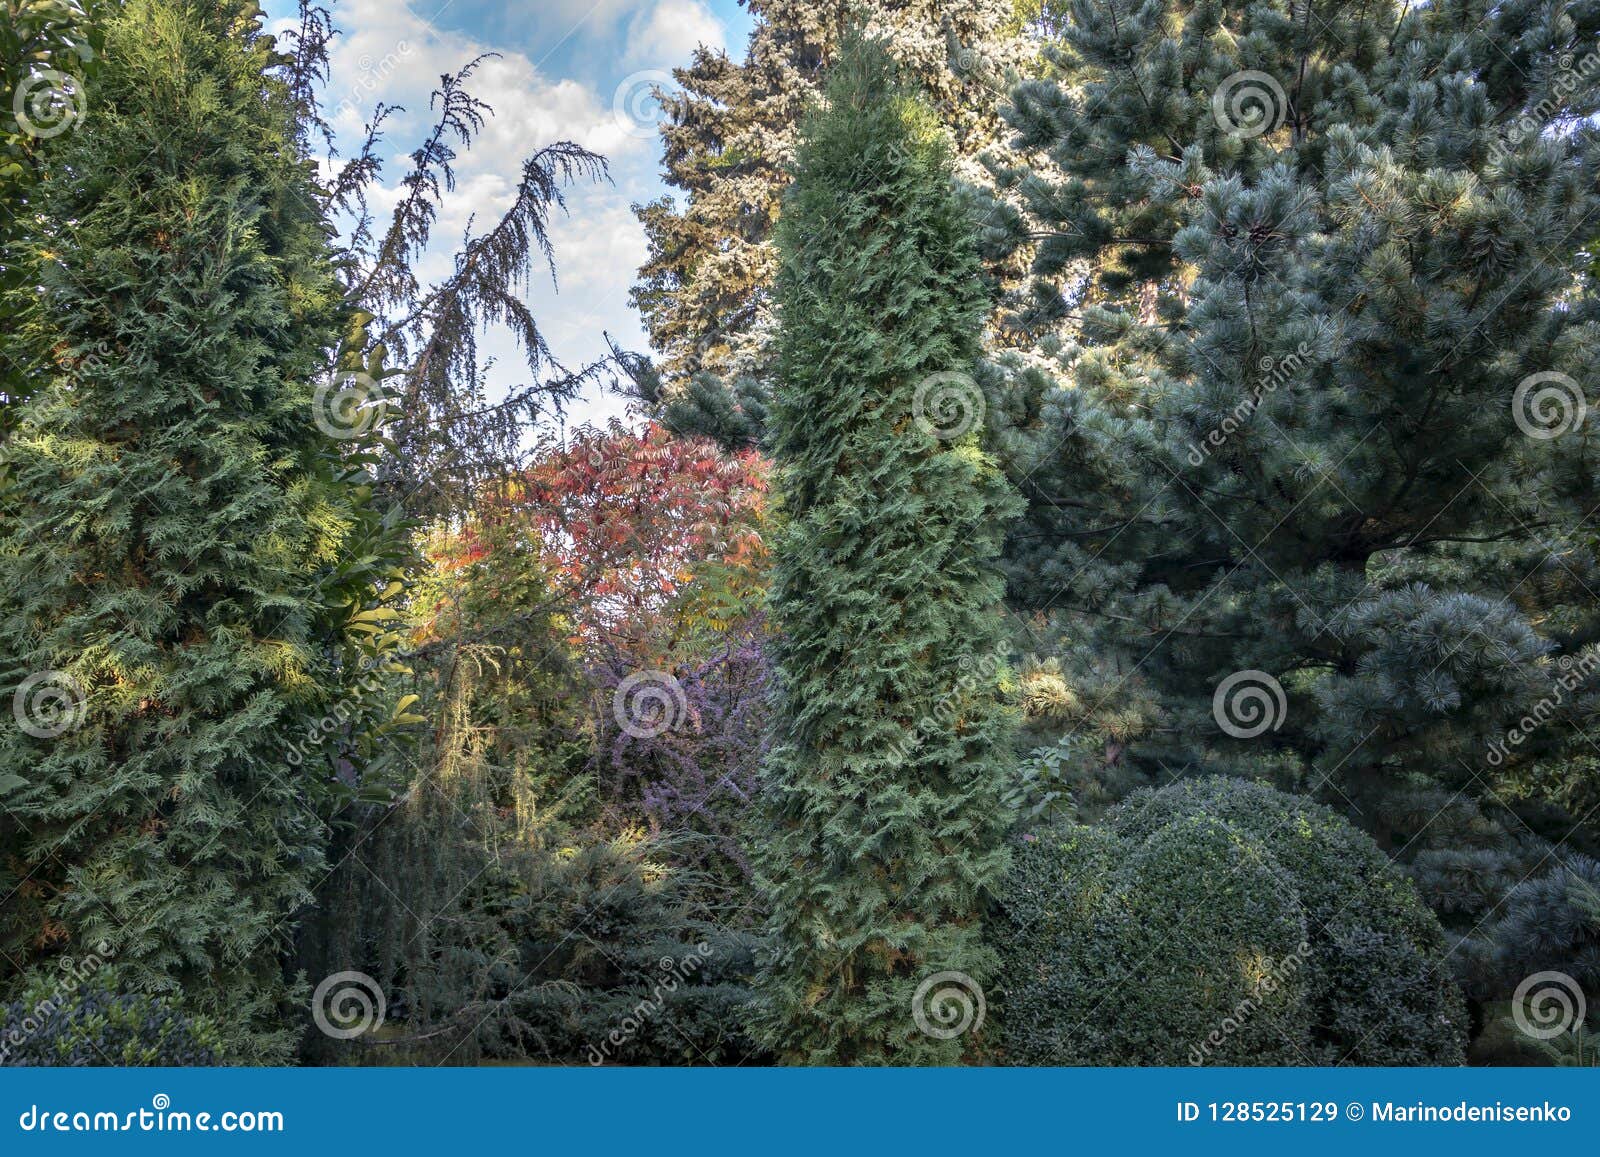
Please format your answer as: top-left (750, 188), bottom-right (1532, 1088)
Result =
top-left (995, 777), bottom-right (1467, 1065)
top-left (1, 966), bottom-right (221, 1066)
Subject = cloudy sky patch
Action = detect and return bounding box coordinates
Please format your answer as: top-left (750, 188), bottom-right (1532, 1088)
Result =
top-left (264, 0), bottom-right (750, 429)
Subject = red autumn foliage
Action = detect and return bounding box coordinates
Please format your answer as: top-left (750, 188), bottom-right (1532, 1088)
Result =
top-left (436, 419), bottom-right (769, 649)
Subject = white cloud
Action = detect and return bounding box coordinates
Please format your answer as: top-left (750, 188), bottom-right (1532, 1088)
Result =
top-left (623, 0), bottom-right (726, 69)
top-left (295, 0), bottom-right (642, 161)
top-left (265, 0), bottom-right (724, 428)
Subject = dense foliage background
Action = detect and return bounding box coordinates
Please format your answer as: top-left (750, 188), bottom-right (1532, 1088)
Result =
top-left (2, 0), bottom-right (1596, 1067)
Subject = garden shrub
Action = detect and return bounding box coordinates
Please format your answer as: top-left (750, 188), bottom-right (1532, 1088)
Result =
top-left (996, 777), bottom-right (1467, 1065)
top-left (309, 818), bottom-right (766, 1067)
top-left (1, 967), bottom-right (221, 1066)
top-left (491, 836), bottom-right (767, 1066)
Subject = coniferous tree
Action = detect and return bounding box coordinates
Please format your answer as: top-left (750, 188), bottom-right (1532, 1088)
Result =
top-left (0, 0), bottom-right (371, 1062)
top-left (631, 0), bottom-right (1037, 448)
top-left (274, 11), bottom-right (610, 520)
top-left (1, 0), bottom-right (100, 431)
top-left (754, 37), bottom-right (1020, 1064)
top-left (983, 0), bottom-right (1600, 963)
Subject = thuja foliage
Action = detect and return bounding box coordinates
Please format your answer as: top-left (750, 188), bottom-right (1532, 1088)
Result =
top-left (998, 778), bottom-right (1467, 1065)
top-left (980, 0), bottom-right (1600, 958)
top-left (629, 0), bottom-right (1038, 449)
top-left (0, 0), bottom-right (101, 426)
top-left (753, 38), bottom-right (1021, 1064)
top-left (0, 0), bottom-right (378, 1062)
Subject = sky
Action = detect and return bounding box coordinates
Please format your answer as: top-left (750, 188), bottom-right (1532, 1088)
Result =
top-left (261, 0), bottom-right (755, 430)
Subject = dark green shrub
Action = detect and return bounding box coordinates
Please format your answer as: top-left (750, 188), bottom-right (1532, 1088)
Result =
top-left (308, 821), bottom-right (766, 1067)
top-left (996, 777), bottom-right (1467, 1065)
top-left (1, 967), bottom-right (221, 1066)
top-left (490, 838), bottom-right (766, 1066)
top-left (1466, 854), bottom-right (1600, 1064)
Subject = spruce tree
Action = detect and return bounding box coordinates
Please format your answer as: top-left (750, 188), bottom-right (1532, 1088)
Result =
top-left (754, 37), bottom-right (1020, 1064)
top-left (0, 0), bottom-right (364, 1062)
top-left (631, 0), bottom-right (1037, 447)
top-left (983, 0), bottom-right (1600, 946)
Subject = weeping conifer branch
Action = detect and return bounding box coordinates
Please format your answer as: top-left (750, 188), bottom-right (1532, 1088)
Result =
top-left (276, 0), bottom-right (337, 151)
top-left (372, 141), bottom-right (612, 511)
top-left (274, 23), bottom-right (614, 517)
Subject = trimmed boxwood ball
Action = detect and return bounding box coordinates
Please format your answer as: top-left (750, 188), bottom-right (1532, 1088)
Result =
top-left (996, 777), bottom-right (1467, 1065)
top-left (1114, 814), bottom-right (1311, 1064)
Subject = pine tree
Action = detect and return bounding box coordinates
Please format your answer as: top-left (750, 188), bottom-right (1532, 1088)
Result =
top-left (753, 37), bottom-right (1020, 1064)
top-left (630, 0), bottom-right (1036, 447)
top-left (0, 0), bottom-right (368, 1062)
top-left (983, 0), bottom-right (1600, 930)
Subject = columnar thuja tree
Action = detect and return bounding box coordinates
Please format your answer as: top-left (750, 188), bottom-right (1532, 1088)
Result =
top-left (0, 0), bottom-right (367, 1062)
top-left (754, 38), bottom-right (1020, 1064)
top-left (631, 0), bottom-right (1036, 449)
top-left (983, 0), bottom-right (1600, 924)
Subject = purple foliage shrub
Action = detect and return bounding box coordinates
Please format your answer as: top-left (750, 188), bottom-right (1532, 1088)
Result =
top-left (589, 619), bottom-right (769, 879)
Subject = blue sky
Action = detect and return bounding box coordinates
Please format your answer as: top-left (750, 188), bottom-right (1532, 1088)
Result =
top-left (262, 0), bottom-right (755, 429)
